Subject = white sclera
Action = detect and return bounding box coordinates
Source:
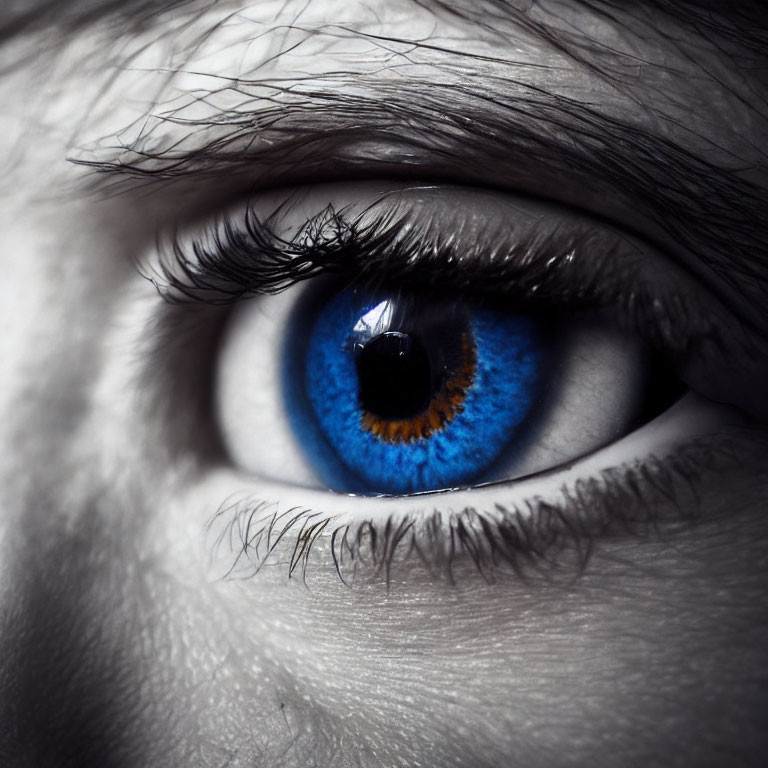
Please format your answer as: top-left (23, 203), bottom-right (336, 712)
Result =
top-left (216, 289), bottom-right (322, 489)
top-left (496, 319), bottom-right (646, 481)
top-left (216, 283), bottom-right (648, 492)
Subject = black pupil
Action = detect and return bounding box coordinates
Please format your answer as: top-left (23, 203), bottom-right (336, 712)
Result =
top-left (356, 332), bottom-right (435, 419)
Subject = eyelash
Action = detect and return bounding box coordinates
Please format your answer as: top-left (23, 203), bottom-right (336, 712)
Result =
top-left (157, 188), bottom-right (716, 584)
top-left (156, 190), bottom-right (716, 361)
top-left (207, 437), bottom-right (726, 586)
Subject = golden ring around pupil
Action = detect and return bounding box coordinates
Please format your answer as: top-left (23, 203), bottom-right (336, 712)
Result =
top-left (360, 332), bottom-right (477, 444)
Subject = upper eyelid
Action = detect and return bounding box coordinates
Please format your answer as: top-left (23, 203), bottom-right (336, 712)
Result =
top-left (82, 93), bottom-right (768, 346)
top-left (145, 180), bottom-right (768, 421)
top-left (149, 183), bottom-right (717, 352)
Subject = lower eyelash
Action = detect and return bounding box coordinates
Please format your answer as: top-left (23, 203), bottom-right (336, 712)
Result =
top-left (208, 437), bottom-right (729, 587)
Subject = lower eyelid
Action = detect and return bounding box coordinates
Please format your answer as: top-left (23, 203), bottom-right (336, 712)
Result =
top-left (198, 393), bottom-right (748, 584)
top-left (233, 393), bottom-right (731, 518)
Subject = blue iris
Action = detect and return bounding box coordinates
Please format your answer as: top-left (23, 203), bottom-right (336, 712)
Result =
top-left (284, 287), bottom-right (543, 494)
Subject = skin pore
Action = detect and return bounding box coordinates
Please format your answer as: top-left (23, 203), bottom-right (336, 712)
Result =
top-left (1, 1), bottom-right (767, 766)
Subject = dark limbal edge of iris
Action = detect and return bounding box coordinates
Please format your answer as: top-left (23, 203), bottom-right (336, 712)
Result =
top-left (296, 286), bottom-right (543, 493)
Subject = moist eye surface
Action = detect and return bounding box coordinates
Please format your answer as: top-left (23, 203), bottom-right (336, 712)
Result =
top-left (286, 286), bottom-right (544, 494)
top-left (212, 186), bottom-right (688, 495)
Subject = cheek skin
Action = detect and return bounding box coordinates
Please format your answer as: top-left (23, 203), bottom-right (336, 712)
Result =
top-left (5, 409), bottom-right (768, 766)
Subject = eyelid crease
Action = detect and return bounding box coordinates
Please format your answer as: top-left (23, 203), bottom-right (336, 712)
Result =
top-left (151, 186), bottom-right (720, 360)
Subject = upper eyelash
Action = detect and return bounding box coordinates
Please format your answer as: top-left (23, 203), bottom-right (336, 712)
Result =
top-left (152, 193), bottom-right (720, 360)
top-left (159, 198), bottom-right (617, 307)
top-left (207, 437), bottom-right (728, 588)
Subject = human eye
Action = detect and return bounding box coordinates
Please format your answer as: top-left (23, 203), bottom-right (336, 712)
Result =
top-left (4, 0), bottom-right (768, 764)
top-left (146, 179), bottom-right (755, 585)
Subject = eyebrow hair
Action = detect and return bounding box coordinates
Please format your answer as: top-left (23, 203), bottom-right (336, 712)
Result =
top-left (17, 0), bottom-right (766, 330)
top-left (0, 0), bottom-right (190, 44)
top-left (79, 66), bottom-right (767, 331)
top-left (426, 0), bottom-right (768, 47)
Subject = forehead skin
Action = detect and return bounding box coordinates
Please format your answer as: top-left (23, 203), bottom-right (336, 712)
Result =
top-left (0, 2), bottom-right (767, 767)
top-left (9, 1), bottom-right (766, 192)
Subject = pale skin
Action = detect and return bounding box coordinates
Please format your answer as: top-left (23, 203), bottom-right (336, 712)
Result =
top-left (1, 2), bottom-right (767, 767)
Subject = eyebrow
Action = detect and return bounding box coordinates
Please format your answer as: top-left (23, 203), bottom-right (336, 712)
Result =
top-left (79, 83), bottom-right (767, 327)
top-left (51, 0), bottom-right (766, 333)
